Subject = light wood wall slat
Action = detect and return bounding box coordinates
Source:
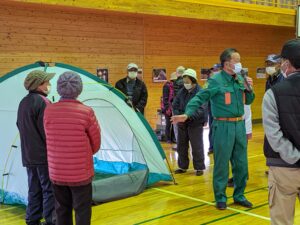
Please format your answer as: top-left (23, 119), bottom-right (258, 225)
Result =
top-left (0, 1), bottom-right (295, 127)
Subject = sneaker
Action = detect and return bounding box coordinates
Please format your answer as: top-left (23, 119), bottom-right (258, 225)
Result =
top-left (174, 168), bottom-right (187, 174)
top-left (195, 170), bottom-right (204, 176)
top-left (227, 177), bottom-right (234, 187)
top-left (234, 199), bottom-right (253, 208)
top-left (216, 202), bottom-right (227, 210)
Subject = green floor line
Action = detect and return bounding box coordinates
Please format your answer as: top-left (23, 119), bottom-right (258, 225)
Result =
top-left (0, 206), bottom-right (19, 212)
top-left (200, 202), bottom-right (269, 225)
top-left (134, 203), bottom-right (207, 225)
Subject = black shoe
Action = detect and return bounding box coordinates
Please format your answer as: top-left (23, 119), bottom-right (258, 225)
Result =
top-left (208, 149), bottom-right (213, 155)
top-left (195, 170), bottom-right (204, 176)
top-left (216, 202), bottom-right (227, 210)
top-left (234, 199), bottom-right (253, 208)
top-left (227, 177), bottom-right (234, 187)
top-left (174, 168), bottom-right (187, 174)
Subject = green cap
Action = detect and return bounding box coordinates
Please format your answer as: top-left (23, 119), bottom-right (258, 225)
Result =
top-left (24, 70), bottom-right (55, 91)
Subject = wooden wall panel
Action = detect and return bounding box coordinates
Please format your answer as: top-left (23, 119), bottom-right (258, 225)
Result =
top-left (11, 0), bottom-right (296, 27)
top-left (143, 17), bottom-right (294, 125)
top-left (0, 1), bottom-right (296, 127)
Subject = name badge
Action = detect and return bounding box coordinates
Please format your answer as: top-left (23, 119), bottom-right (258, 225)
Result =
top-left (225, 92), bottom-right (231, 105)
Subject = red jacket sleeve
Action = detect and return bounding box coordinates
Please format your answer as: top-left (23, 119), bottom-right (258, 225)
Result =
top-left (87, 109), bottom-right (101, 154)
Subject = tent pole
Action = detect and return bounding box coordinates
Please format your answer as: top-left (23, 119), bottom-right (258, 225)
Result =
top-left (165, 157), bottom-right (178, 185)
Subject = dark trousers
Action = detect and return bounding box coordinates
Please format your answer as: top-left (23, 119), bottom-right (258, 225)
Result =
top-left (26, 166), bottom-right (55, 225)
top-left (177, 123), bottom-right (205, 170)
top-left (165, 114), bottom-right (174, 142)
top-left (52, 183), bottom-right (92, 225)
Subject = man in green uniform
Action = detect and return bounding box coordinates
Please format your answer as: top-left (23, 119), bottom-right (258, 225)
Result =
top-left (172, 48), bottom-right (255, 210)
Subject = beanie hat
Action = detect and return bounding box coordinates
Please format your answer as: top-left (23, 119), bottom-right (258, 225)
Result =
top-left (57, 71), bottom-right (83, 99)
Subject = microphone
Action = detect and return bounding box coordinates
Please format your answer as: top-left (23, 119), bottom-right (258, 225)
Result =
top-left (241, 69), bottom-right (253, 92)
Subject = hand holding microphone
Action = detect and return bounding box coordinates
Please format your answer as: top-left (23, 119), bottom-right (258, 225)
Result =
top-left (244, 76), bottom-right (253, 92)
top-left (240, 69), bottom-right (253, 92)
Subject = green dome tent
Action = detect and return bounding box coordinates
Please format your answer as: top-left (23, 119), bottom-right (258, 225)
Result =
top-left (0, 62), bottom-right (174, 205)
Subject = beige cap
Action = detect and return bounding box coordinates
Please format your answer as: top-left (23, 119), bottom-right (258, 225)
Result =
top-left (176, 66), bottom-right (185, 75)
top-left (127, 63), bottom-right (138, 70)
top-left (170, 72), bottom-right (177, 81)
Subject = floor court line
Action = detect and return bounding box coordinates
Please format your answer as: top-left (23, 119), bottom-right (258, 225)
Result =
top-left (201, 202), bottom-right (269, 225)
top-left (153, 188), bottom-right (270, 221)
top-left (135, 186), bottom-right (268, 224)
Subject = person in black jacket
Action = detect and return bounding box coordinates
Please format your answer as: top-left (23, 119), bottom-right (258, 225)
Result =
top-left (173, 69), bottom-right (208, 176)
top-left (115, 63), bottom-right (148, 115)
top-left (265, 54), bottom-right (284, 91)
top-left (171, 66), bottom-right (185, 150)
top-left (17, 70), bottom-right (55, 225)
top-left (173, 66), bottom-right (185, 97)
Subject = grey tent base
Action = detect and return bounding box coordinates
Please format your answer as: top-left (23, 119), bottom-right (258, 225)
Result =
top-left (92, 169), bottom-right (148, 204)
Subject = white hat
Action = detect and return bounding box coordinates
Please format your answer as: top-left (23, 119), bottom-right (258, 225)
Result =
top-left (127, 63), bottom-right (138, 70)
top-left (170, 72), bottom-right (177, 81)
top-left (183, 68), bottom-right (197, 80)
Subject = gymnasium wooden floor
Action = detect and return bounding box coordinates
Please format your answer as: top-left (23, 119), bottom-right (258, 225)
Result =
top-left (1, 124), bottom-right (300, 225)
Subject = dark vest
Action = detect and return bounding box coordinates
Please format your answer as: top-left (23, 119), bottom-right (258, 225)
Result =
top-left (264, 72), bottom-right (300, 167)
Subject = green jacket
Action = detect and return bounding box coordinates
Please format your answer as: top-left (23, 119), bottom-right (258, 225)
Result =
top-left (185, 70), bottom-right (255, 118)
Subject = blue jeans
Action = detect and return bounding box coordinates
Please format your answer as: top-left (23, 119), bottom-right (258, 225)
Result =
top-left (26, 166), bottom-right (55, 225)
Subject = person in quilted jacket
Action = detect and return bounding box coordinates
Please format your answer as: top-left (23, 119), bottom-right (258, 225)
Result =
top-left (44, 71), bottom-right (101, 225)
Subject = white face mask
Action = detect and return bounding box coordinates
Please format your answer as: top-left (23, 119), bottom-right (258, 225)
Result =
top-left (266, 67), bottom-right (276, 75)
top-left (184, 83), bottom-right (193, 90)
top-left (280, 61), bottom-right (288, 78)
top-left (281, 70), bottom-right (287, 78)
top-left (232, 62), bottom-right (242, 74)
top-left (128, 71), bottom-right (137, 79)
